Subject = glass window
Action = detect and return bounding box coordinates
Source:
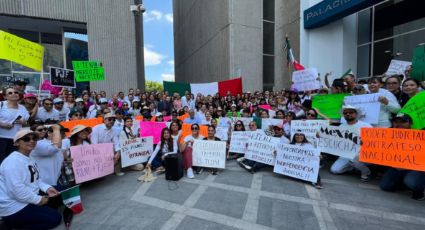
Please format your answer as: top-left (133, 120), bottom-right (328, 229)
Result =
top-left (263, 21), bottom-right (275, 55)
top-left (263, 55), bottom-right (274, 85)
top-left (357, 45), bottom-right (370, 78)
top-left (263, 0), bottom-right (275, 21)
top-left (8, 29), bottom-right (39, 42)
top-left (0, 60), bottom-right (11, 74)
top-left (357, 9), bottom-right (372, 44)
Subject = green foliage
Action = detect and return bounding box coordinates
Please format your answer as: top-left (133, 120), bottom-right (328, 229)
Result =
top-left (145, 80), bottom-right (164, 92)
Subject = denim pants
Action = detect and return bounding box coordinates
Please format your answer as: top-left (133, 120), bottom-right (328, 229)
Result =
top-left (2, 204), bottom-right (62, 230)
top-left (380, 168), bottom-right (425, 196)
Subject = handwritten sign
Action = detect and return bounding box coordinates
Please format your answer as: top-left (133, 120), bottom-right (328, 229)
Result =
top-left (180, 123), bottom-right (208, 144)
top-left (343, 93), bottom-right (380, 124)
top-left (139, 121), bottom-right (167, 144)
top-left (360, 128), bottom-right (425, 171)
top-left (60, 118), bottom-right (103, 137)
top-left (245, 132), bottom-right (280, 165)
top-left (120, 137), bottom-right (153, 167)
top-left (274, 144), bottom-right (320, 183)
top-left (72, 61), bottom-right (104, 82)
top-left (292, 68), bottom-right (321, 91)
top-left (0, 30), bottom-right (44, 71)
top-left (215, 127), bottom-right (228, 141)
top-left (70, 143), bottom-right (115, 184)
top-left (399, 91), bottom-right (425, 130)
top-left (290, 120), bottom-right (329, 147)
top-left (229, 131), bottom-right (249, 153)
top-left (192, 140), bottom-right (227, 169)
top-left (49, 67), bottom-right (75, 88)
top-left (318, 124), bottom-right (361, 159)
top-left (312, 94), bottom-right (350, 119)
top-left (386, 59), bottom-right (411, 76)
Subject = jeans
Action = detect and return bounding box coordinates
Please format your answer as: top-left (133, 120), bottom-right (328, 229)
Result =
top-left (2, 204), bottom-right (61, 230)
top-left (380, 168), bottom-right (425, 196)
top-left (151, 152), bottom-right (163, 168)
top-left (330, 157), bottom-right (370, 178)
top-left (0, 137), bottom-right (16, 163)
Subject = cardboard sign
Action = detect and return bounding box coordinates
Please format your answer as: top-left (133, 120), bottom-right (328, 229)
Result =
top-left (49, 67), bottom-right (75, 88)
top-left (411, 45), bottom-right (425, 81)
top-left (120, 137), bottom-right (153, 167)
top-left (215, 127), bottom-right (228, 141)
top-left (318, 124), bottom-right (361, 159)
top-left (386, 59), bottom-right (411, 76)
top-left (139, 121), bottom-right (167, 144)
top-left (343, 93), bottom-right (380, 124)
top-left (312, 94), bottom-right (350, 119)
top-left (192, 140), bottom-right (227, 169)
top-left (360, 128), bottom-right (425, 172)
top-left (245, 132), bottom-right (280, 165)
top-left (72, 61), bottom-right (104, 82)
top-left (274, 143), bottom-right (320, 183)
top-left (290, 120), bottom-right (329, 147)
top-left (180, 123), bottom-right (209, 144)
top-left (399, 91), bottom-right (425, 130)
top-left (229, 131), bottom-right (249, 153)
top-left (60, 118), bottom-right (103, 137)
top-left (292, 68), bottom-right (321, 91)
top-left (0, 30), bottom-right (44, 71)
top-left (70, 143), bottom-right (115, 184)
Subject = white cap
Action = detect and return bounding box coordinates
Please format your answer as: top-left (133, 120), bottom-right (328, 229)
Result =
top-left (13, 129), bottom-right (35, 143)
top-left (53, 98), bottom-right (63, 104)
top-left (99, 98), bottom-right (108, 103)
top-left (341, 105), bottom-right (362, 115)
top-left (75, 98), bottom-right (83, 103)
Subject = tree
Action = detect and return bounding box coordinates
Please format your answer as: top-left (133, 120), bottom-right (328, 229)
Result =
top-left (145, 80), bottom-right (163, 92)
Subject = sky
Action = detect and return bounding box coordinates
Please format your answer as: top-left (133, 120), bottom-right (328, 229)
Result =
top-left (142, 0), bottom-right (175, 83)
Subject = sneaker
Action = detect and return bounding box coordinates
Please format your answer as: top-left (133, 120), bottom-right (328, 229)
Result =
top-left (360, 175), bottom-right (370, 182)
top-left (187, 168), bottom-right (194, 179)
top-left (195, 167), bottom-right (203, 174)
top-left (236, 157), bottom-right (245, 163)
top-left (412, 192), bottom-right (425, 201)
top-left (115, 172), bottom-right (125, 176)
top-left (238, 161), bottom-right (252, 171)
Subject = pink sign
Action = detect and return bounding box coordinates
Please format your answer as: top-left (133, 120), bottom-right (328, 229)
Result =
top-left (140, 121), bottom-right (167, 144)
top-left (70, 143), bottom-right (115, 184)
top-left (163, 116), bottom-right (172, 122)
top-left (258, 105), bottom-right (272, 110)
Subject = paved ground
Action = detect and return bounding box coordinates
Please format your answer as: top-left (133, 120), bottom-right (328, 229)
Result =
top-left (51, 160), bottom-right (425, 230)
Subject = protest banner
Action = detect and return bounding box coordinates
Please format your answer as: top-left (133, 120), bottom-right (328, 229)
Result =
top-left (318, 123), bottom-right (361, 159)
top-left (411, 45), bottom-right (425, 81)
top-left (60, 117), bottom-right (103, 136)
top-left (70, 143), bottom-right (115, 184)
top-left (72, 60), bottom-right (104, 82)
top-left (261, 118), bottom-right (283, 135)
top-left (215, 127), bottom-right (229, 141)
top-left (180, 123), bottom-right (208, 144)
top-left (25, 89), bottom-right (51, 101)
top-left (229, 131), bottom-right (249, 153)
top-left (231, 117), bottom-right (253, 129)
top-left (360, 128), bottom-right (425, 171)
top-left (290, 120), bottom-right (329, 147)
top-left (139, 121), bottom-right (167, 144)
top-left (192, 140), bottom-right (227, 169)
top-left (245, 132), bottom-right (280, 165)
top-left (292, 68), bottom-right (321, 91)
top-left (312, 94), bottom-right (350, 119)
top-left (273, 143), bottom-right (320, 183)
top-left (0, 71), bottom-right (46, 90)
top-left (120, 137), bottom-right (153, 167)
top-left (0, 30), bottom-right (44, 71)
top-left (343, 93), bottom-right (380, 124)
top-left (386, 59), bottom-right (411, 76)
top-left (399, 91), bottom-right (425, 130)
top-left (49, 67), bottom-right (75, 88)
top-left (72, 61), bottom-right (100, 70)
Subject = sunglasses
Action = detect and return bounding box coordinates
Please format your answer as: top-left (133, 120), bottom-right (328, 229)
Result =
top-left (107, 118), bottom-right (116, 122)
top-left (55, 102), bottom-right (64, 105)
top-left (307, 113), bottom-right (316, 116)
top-left (191, 127), bottom-right (199, 130)
top-left (73, 113), bottom-right (82, 117)
top-left (36, 128), bottom-right (47, 132)
top-left (20, 135), bottom-right (38, 142)
top-left (7, 91), bottom-right (19, 95)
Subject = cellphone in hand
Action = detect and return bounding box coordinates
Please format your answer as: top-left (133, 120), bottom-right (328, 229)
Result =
top-left (13, 115), bottom-right (22, 124)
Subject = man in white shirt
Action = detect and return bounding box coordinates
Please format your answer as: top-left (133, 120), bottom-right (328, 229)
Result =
top-left (53, 98), bottom-right (69, 121)
top-left (87, 98), bottom-right (109, 118)
top-left (330, 105), bottom-right (373, 181)
top-left (35, 98), bottom-right (60, 122)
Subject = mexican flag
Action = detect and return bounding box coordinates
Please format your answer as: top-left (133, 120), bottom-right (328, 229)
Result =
top-left (61, 186), bottom-right (83, 214)
top-left (284, 36), bottom-right (305, 71)
top-left (163, 77), bottom-right (243, 97)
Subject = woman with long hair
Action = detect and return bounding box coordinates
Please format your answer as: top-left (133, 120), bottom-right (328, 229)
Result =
top-left (180, 123), bottom-right (205, 179)
top-left (401, 78), bottom-right (423, 107)
top-left (147, 128), bottom-right (177, 173)
top-left (119, 116), bottom-right (144, 171)
top-left (169, 121), bottom-right (181, 142)
top-left (203, 125), bottom-right (222, 175)
top-left (69, 125), bottom-right (92, 146)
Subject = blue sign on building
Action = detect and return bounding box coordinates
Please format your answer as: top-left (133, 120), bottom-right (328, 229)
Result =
top-left (304, 0), bottom-right (385, 29)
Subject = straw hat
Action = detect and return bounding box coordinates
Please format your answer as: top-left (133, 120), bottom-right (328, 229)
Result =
top-left (69, 125), bottom-right (92, 138)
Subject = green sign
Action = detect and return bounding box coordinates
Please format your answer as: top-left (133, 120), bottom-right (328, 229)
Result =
top-left (72, 61), bottom-right (100, 70)
top-left (312, 93), bottom-right (350, 119)
top-left (72, 61), bottom-right (105, 82)
top-left (411, 45), bottom-right (425, 81)
top-left (399, 91), bottom-right (425, 130)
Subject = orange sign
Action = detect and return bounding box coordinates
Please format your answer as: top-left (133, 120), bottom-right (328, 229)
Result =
top-left (360, 128), bottom-right (425, 171)
top-left (179, 123), bottom-right (209, 144)
top-left (178, 113), bottom-right (189, 121)
top-left (60, 117), bottom-right (103, 137)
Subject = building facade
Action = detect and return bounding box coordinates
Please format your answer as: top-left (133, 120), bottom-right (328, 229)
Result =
top-left (0, 0), bottom-right (146, 95)
top-left (173, 0), bottom-right (300, 92)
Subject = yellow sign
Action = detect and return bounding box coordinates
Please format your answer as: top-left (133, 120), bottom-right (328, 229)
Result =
top-left (0, 30), bottom-right (44, 71)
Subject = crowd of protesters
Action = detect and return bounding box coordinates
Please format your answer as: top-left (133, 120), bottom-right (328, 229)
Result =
top-left (0, 71), bottom-right (424, 229)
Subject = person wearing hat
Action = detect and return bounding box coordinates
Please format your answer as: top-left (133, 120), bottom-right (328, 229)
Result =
top-left (379, 114), bottom-right (425, 200)
top-left (69, 125), bottom-right (92, 146)
top-left (0, 87), bottom-right (30, 163)
top-left (53, 98), bottom-right (69, 121)
top-left (22, 93), bottom-right (38, 122)
top-left (91, 113), bottom-right (123, 176)
top-left (0, 129), bottom-right (61, 230)
top-left (329, 105), bottom-right (373, 182)
top-left (35, 98), bottom-right (60, 122)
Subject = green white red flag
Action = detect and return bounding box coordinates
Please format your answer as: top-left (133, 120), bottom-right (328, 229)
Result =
top-left (285, 36), bottom-right (305, 71)
top-left (61, 185), bottom-right (83, 214)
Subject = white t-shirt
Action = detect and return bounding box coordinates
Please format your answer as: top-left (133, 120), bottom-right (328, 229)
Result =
top-left (184, 134), bottom-right (205, 148)
top-left (0, 101), bottom-right (30, 139)
top-left (30, 139), bottom-right (64, 186)
top-left (54, 107), bottom-right (70, 121)
top-left (35, 107), bottom-right (60, 122)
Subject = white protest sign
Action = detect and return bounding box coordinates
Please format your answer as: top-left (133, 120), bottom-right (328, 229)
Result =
top-left (215, 127), bottom-right (229, 141)
top-left (274, 143), bottom-right (320, 183)
top-left (386, 59), bottom-right (411, 76)
top-left (245, 132), bottom-right (280, 165)
top-left (292, 68), bottom-right (321, 91)
top-left (318, 124), bottom-right (361, 159)
top-left (290, 120), bottom-right (329, 147)
top-left (120, 137), bottom-right (153, 167)
top-left (261, 118), bottom-right (283, 135)
top-left (343, 93), bottom-right (380, 124)
top-left (231, 117), bottom-right (253, 129)
top-left (229, 131), bottom-right (249, 153)
top-left (192, 140), bottom-right (227, 169)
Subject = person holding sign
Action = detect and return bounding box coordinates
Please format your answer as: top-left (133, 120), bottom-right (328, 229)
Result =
top-left (119, 117), bottom-right (145, 171)
top-left (330, 105), bottom-right (372, 182)
top-left (0, 130), bottom-right (61, 230)
top-left (379, 115), bottom-right (425, 201)
top-left (203, 125), bottom-right (224, 175)
top-left (180, 124), bottom-right (205, 179)
top-left (401, 78), bottom-right (423, 107)
top-left (147, 128), bottom-right (178, 173)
